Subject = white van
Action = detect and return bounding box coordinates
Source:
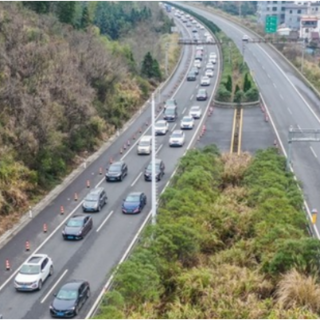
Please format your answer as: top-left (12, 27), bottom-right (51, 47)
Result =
top-left (137, 136), bottom-right (152, 155)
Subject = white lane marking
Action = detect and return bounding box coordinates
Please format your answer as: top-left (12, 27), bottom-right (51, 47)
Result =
top-left (287, 107), bottom-right (292, 115)
top-left (196, 84), bottom-right (199, 88)
top-left (310, 146), bottom-right (318, 159)
top-left (156, 144), bottom-right (163, 154)
top-left (131, 172), bottom-right (142, 187)
top-left (190, 94), bottom-right (194, 100)
top-left (297, 124), bottom-right (301, 130)
top-left (182, 107), bottom-right (186, 114)
top-left (267, 73), bottom-right (271, 79)
top-left (41, 269), bottom-right (68, 304)
top-left (171, 123), bottom-right (177, 131)
top-left (273, 83), bottom-right (277, 89)
top-left (280, 94), bottom-right (284, 100)
top-left (96, 211), bottom-right (114, 233)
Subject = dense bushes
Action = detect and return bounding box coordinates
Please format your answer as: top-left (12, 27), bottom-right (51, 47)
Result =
top-left (95, 147), bottom-right (320, 319)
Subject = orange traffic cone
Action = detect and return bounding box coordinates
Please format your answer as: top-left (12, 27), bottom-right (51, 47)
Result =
top-left (109, 157), bottom-right (113, 164)
top-left (43, 223), bottom-right (48, 233)
top-left (60, 205), bottom-right (64, 215)
top-left (74, 193), bottom-right (78, 201)
top-left (5, 259), bottom-right (10, 271)
top-left (25, 241), bottom-right (30, 251)
top-left (120, 148), bottom-right (123, 154)
top-left (86, 180), bottom-right (90, 188)
top-left (99, 167), bottom-right (103, 175)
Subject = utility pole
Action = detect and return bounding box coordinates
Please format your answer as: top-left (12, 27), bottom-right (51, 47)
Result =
top-left (165, 43), bottom-right (169, 77)
top-left (301, 39), bottom-right (305, 74)
top-left (151, 94), bottom-right (157, 225)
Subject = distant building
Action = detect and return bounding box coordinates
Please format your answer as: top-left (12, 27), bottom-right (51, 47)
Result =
top-left (300, 15), bottom-right (320, 41)
top-left (257, 1), bottom-right (289, 26)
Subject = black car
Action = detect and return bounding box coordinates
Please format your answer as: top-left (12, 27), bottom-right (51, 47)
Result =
top-left (187, 71), bottom-right (196, 81)
top-left (62, 215), bottom-right (93, 240)
top-left (106, 161), bottom-right (128, 182)
top-left (122, 192), bottom-right (147, 214)
top-left (196, 88), bottom-right (208, 101)
top-left (82, 187), bottom-right (107, 213)
top-left (190, 67), bottom-right (199, 75)
top-left (50, 280), bottom-right (90, 318)
top-left (144, 159), bottom-right (165, 181)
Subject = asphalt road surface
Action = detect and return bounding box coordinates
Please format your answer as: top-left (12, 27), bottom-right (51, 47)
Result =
top-left (180, 3), bottom-right (320, 236)
top-left (0, 14), bottom-right (221, 319)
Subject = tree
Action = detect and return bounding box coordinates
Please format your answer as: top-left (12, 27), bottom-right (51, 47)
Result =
top-left (234, 84), bottom-right (240, 94)
top-left (22, 1), bottom-right (51, 14)
top-left (141, 52), bottom-right (154, 78)
top-left (81, 6), bottom-right (91, 30)
top-left (243, 72), bottom-right (252, 92)
top-left (225, 74), bottom-right (232, 92)
top-left (58, 1), bottom-right (76, 25)
top-left (151, 58), bottom-right (162, 81)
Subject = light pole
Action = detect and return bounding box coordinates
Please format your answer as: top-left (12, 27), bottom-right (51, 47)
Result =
top-left (151, 94), bottom-right (157, 225)
top-left (301, 40), bottom-right (305, 74)
top-left (165, 43), bottom-right (169, 77)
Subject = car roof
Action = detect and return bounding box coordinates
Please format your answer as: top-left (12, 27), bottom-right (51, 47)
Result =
top-left (26, 254), bottom-right (48, 265)
top-left (128, 192), bottom-right (143, 197)
top-left (191, 105), bottom-right (200, 109)
top-left (140, 135), bottom-right (152, 141)
top-left (148, 159), bottom-right (162, 165)
top-left (88, 187), bottom-right (104, 195)
top-left (182, 115), bottom-right (193, 119)
top-left (156, 120), bottom-right (167, 124)
top-left (172, 130), bottom-right (184, 135)
top-left (59, 280), bottom-right (86, 291)
top-left (69, 214), bottom-right (87, 221)
top-left (110, 161), bottom-right (124, 167)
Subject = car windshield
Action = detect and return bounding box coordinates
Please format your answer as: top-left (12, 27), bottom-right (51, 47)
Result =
top-left (109, 165), bottom-right (121, 172)
top-left (166, 100), bottom-right (175, 106)
top-left (126, 195), bottom-right (140, 202)
top-left (165, 108), bottom-right (175, 115)
top-left (67, 219), bottom-right (83, 227)
top-left (139, 140), bottom-right (150, 146)
top-left (20, 265), bottom-right (40, 275)
top-left (191, 107), bottom-right (200, 111)
top-left (183, 117), bottom-right (193, 122)
top-left (155, 122), bottom-right (166, 128)
top-left (171, 132), bottom-right (183, 138)
top-left (147, 163), bottom-right (160, 171)
top-left (85, 194), bottom-right (99, 201)
top-left (199, 90), bottom-right (206, 95)
top-left (57, 289), bottom-right (78, 301)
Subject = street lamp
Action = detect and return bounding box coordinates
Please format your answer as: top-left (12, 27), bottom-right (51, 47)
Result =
top-left (151, 94), bottom-right (157, 225)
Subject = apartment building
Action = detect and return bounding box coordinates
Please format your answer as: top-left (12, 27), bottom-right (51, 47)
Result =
top-left (257, 1), bottom-right (289, 26)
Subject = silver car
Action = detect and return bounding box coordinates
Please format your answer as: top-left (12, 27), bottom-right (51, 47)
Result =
top-left (201, 76), bottom-right (211, 86)
top-left (169, 130), bottom-right (185, 147)
top-left (189, 106), bottom-right (202, 119)
top-left (205, 69), bottom-right (214, 78)
top-left (155, 120), bottom-right (169, 135)
top-left (180, 116), bottom-right (195, 130)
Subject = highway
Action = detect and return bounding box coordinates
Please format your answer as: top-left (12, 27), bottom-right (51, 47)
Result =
top-left (180, 3), bottom-right (320, 235)
top-left (0, 13), bottom-right (221, 319)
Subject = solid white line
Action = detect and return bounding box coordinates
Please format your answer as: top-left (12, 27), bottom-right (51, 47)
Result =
top-left (310, 146), bottom-right (318, 159)
top-left (297, 124), bottom-right (301, 130)
top-left (96, 211), bottom-right (114, 233)
top-left (131, 172), bottom-right (142, 187)
top-left (171, 123), bottom-right (177, 132)
top-left (267, 73), bottom-right (271, 79)
top-left (287, 107), bottom-right (292, 115)
top-left (273, 83), bottom-right (277, 88)
top-left (182, 107), bottom-right (186, 114)
top-left (190, 94), bottom-right (194, 100)
top-left (41, 269), bottom-right (68, 304)
top-left (280, 94), bottom-right (284, 100)
top-left (156, 144), bottom-right (163, 154)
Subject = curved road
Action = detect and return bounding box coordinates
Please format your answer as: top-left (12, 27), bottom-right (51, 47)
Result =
top-left (0, 14), bottom-right (220, 319)
top-left (180, 2), bottom-right (320, 237)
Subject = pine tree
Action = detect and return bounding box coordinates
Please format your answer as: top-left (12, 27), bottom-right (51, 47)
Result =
top-left (141, 52), bottom-right (154, 78)
top-left (243, 72), bottom-right (252, 92)
top-left (23, 1), bottom-right (51, 14)
top-left (225, 75), bottom-right (232, 92)
top-left (151, 59), bottom-right (162, 81)
top-left (81, 6), bottom-right (91, 30)
top-left (58, 1), bottom-right (76, 25)
top-left (234, 84), bottom-right (240, 94)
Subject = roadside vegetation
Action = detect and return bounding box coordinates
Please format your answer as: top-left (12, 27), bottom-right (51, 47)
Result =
top-left (170, 2), bottom-right (259, 103)
top-left (95, 146), bottom-right (320, 319)
top-left (0, 2), bottom-right (179, 234)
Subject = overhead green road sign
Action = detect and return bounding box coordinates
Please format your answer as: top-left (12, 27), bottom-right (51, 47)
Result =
top-left (265, 16), bottom-right (278, 33)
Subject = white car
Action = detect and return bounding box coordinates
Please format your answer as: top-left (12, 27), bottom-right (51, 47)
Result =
top-left (192, 20), bottom-right (197, 24)
top-left (155, 120), bottom-right (169, 135)
top-left (205, 63), bottom-right (214, 70)
top-left (200, 25), bottom-right (205, 30)
top-left (189, 106), bottom-right (202, 119)
top-left (205, 69), bottom-right (214, 78)
top-left (209, 58), bottom-right (217, 64)
top-left (194, 60), bottom-right (201, 69)
top-left (180, 116), bottom-right (195, 130)
top-left (169, 130), bottom-right (185, 147)
top-left (201, 76), bottom-right (211, 86)
top-left (206, 37), bottom-right (214, 44)
top-left (137, 135), bottom-right (152, 155)
top-left (14, 254), bottom-right (53, 291)
top-left (196, 46), bottom-right (204, 52)
top-left (209, 52), bottom-right (217, 59)
top-left (242, 34), bottom-right (249, 41)
top-left (204, 32), bottom-right (210, 38)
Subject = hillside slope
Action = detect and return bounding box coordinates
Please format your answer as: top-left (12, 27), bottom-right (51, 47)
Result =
top-left (0, 2), bottom-right (176, 233)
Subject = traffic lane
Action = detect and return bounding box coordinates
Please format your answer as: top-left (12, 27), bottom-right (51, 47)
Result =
top-left (0, 19), bottom-right (195, 284)
top-left (241, 108), bottom-right (276, 153)
top-left (0, 37), bottom-right (210, 319)
top-left (31, 127), bottom-right (203, 319)
top-left (196, 108), bottom-right (234, 153)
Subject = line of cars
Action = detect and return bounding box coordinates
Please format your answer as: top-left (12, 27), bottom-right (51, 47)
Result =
top-left (10, 9), bottom-right (199, 318)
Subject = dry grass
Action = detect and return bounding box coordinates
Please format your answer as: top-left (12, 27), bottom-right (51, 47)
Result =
top-left (276, 269), bottom-right (320, 314)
